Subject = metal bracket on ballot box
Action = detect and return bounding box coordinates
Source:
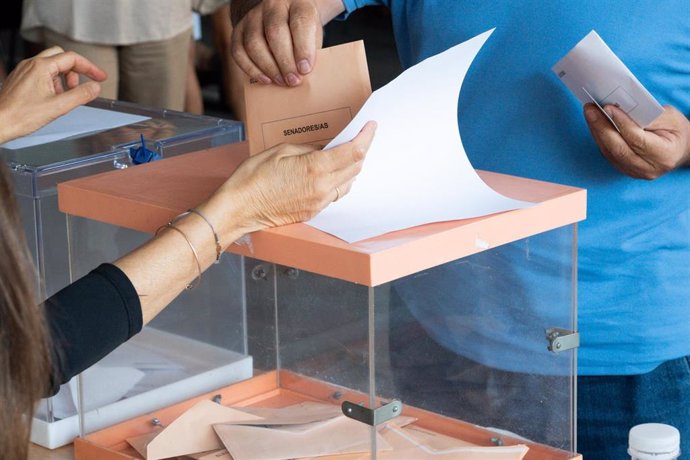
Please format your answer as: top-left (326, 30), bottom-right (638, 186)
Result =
top-left (342, 400), bottom-right (403, 426)
top-left (545, 328), bottom-right (580, 353)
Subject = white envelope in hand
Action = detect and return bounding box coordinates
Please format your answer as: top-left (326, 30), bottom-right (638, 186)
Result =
top-left (552, 30), bottom-right (663, 128)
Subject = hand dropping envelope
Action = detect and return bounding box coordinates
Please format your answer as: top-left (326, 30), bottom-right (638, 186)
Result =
top-left (243, 41), bottom-right (371, 154)
top-left (125, 400), bottom-right (262, 460)
top-left (552, 30), bottom-right (663, 128)
top-left (308, 29), bottom-right (533, 243)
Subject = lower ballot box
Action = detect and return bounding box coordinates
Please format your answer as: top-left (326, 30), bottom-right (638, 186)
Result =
top-left (58, 141), bottom-right (585, 459)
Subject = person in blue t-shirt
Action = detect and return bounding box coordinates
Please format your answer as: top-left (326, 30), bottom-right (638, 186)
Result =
top-left (229, 1), bottom-right (690, 458)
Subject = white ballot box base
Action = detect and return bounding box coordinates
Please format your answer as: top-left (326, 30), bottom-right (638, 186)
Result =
top-left (30, 328), bottom-right (253, 449)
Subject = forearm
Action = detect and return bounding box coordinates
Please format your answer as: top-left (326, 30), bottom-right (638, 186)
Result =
top-left (114, 186), bottom-right (256, 325)
top-left (42, 189), bottom-right (251, 390)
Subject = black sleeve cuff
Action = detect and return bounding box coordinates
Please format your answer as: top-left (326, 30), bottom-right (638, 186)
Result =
top-left (44, 263), bottom-right (142, 396)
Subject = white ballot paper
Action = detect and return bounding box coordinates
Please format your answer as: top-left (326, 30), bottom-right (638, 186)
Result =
top-left (308, 29), bottom-right (532, 243)
top-left (0, 105), bottom-right (150, 149)
top-left (552, 30), bottom-right (663, 128)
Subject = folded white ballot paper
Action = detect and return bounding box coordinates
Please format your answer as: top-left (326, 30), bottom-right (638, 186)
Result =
top-left (0, 105), bottom-right (150, 150)
top-left (552, 30), bottom-right (663, 129)
top-left (308, 29), bottom-right (532, 243)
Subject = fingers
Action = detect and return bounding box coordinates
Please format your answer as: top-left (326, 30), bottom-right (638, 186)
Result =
top-left (232, 0), bottom-right (322, 86)
top-left (306, 121), bottom-right (376, 204)
top-left (54, 81), bottom-right (102, 114)
top-left (65, 70), bottom-right (80, 89)
top-left (233, 11), bottom-right (281, 84)
top-left (584, 104), bottom-right (652, 177)
top-left (45, 51), bottom-right (108, 82)
top-left (36, 46), bottom-right (65, 58)
top-left (264, 3), bottom-right (300, 86)
top-left (336, 176), bottom-right (356, 198)
top-left (320, 121), bottom-right (377, 170)
top-left (290, 1), bottom-right (321, 76)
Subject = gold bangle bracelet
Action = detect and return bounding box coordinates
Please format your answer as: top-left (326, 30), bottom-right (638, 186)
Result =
top-left (187, 208), bottom-right (222, 264)
top-left (155, 222), bottom-right (202, 290)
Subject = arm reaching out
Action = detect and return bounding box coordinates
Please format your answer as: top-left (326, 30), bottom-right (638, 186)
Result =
top-left (45, 121), bottom-right (376, 389)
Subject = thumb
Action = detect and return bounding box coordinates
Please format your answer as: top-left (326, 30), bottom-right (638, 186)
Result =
top-left (605, 104), bottom-right (644, 140)
top-left (35, 46), bottom-right (65, 58)
top-left (54, 81), bottom-right (101, 114)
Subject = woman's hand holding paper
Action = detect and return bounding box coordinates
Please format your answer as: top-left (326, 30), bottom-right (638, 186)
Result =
top-left (0, 47), bottom-right (107, 144)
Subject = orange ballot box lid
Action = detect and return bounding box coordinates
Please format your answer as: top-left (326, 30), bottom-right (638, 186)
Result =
top-left (58, 142), bottom-right (586, 287)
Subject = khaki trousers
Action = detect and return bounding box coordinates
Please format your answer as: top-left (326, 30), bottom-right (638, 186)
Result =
top-left (44, 28), bottom-right (191, 111)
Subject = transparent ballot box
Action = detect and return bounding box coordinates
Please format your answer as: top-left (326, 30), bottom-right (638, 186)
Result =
top-left (58, 142), bottom-right (585, 459)
top-left (0, 98), bottom-right (244, 448)
top-left (2, 98), bottom-right (243, 301)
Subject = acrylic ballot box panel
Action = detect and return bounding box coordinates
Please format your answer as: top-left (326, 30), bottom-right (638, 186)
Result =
top-left (1, 98), bottom-right (244, 449)
top-left (58, 142), bottom-right (585, 459)
top-left (62, 215), bottom-right (252, 448)
top-left (2, 98), bottom-right (243, 302)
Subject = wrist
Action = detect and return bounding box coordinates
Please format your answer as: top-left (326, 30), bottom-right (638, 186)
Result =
top-left (198, 185), bottom-right (263, 249)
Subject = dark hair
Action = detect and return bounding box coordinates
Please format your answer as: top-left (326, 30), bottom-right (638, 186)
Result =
top-left (0, 161), bottom-right (50, 458)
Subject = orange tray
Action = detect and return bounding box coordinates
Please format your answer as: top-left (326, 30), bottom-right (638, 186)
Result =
top-left (58, 142), bottom-right (586, 287)
top-left (74, 371), bottom-right (581, 460)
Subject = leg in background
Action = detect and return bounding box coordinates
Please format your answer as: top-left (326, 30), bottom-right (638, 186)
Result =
top-left (185, 35), bottom-right (204, 114)
top-left (118, 29), bottom-right (191, 111)
top-left (211, 5), bottom-right (245, 120)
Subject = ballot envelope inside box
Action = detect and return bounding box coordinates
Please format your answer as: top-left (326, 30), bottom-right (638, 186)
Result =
top-left (0, 98), bottom-right (244, 449)
top-left (57, 141), bottom-right (584, 460)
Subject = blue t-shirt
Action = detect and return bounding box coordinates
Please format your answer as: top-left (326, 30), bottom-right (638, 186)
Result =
top-left (342, 0), bottom-right (690, 375)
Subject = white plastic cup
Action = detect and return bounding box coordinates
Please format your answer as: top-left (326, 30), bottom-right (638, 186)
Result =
top-left (628, 423), bottom-right (681, 460)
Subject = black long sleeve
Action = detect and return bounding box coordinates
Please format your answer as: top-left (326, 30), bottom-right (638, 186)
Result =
top-left (43, 263), bottom-right (142, 396)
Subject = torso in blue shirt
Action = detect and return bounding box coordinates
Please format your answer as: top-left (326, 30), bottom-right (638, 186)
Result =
top-left (343, 0), bottom-right (690, 375)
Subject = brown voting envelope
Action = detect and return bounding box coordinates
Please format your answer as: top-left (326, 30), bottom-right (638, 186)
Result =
top-left (322, 422), bottom-right (529, 460)
top-left (214, 414), bottom-right (391, 460)
top-left (183, 448), bottom-right (233, 459)
top-left (125, 400), bottom-right (262, 460)
top-left (243, 40), bottom-right (371, 154)
top-left (231, 401), bottom-right (342, 425)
